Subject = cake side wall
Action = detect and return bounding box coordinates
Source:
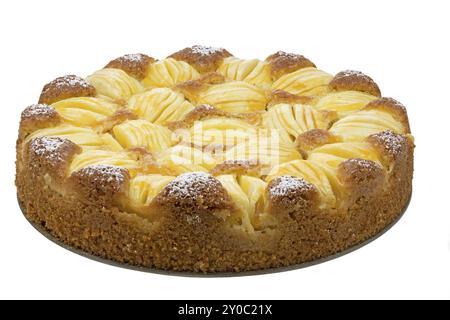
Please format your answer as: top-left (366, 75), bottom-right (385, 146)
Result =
top-left (15, 137), bottom-right (413, 272)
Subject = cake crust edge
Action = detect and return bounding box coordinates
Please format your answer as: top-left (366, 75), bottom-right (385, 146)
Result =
top-left (16, 132), bottom-right (413, 272)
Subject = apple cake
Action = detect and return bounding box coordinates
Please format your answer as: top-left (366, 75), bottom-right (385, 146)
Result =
top-left (16, 46), bottom-right (414, 273)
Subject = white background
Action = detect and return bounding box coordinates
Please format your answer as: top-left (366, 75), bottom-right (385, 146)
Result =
top-left (1, 0), bottom-right (449, 300)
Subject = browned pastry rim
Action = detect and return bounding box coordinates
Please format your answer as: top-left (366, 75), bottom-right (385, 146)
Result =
top-left (16, 45), bottom-right (414, 274)
top-left (18, 194), bottom-right (411, 277)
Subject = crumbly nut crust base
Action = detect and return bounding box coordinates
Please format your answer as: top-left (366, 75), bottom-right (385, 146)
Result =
top-left (16, 147), bottom-right (412, 273)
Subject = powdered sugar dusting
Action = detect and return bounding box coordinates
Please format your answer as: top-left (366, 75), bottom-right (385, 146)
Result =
top-left (345, 158), bottom-right (375, 169)
top-left (119, 54), bottom-right (146, 63)
top-left (190, 45), bottom-right (224, 56)
top-left (379, 97), bottom-right (407, 112)
top-left (166, 172), bottom-right (216, 198)
top-left (21, 104), bottom-right (56, 119)
top-left (199, 104), bottom-right (215, 110)
top-left (49, 75), bottom-right (90, 90)
top-left (30, 136), bottom-right (66, 162)
top-left (274, 51), bottom-right (301, 59)
top-left (186, 214), bottom-right (202, 225)
top-left (269, 176), bottom-right (314, 197)
top-left (390, 98), bottom-right (406, 109)
top-left (372, 130), bottom-right (405, 156)
top-left (347, 158), bottom-right (372, 168)
top-left (337, 70), bottom-right (365, 77)
top-left (221, 159), bottom-right (258, 166)
top-left (80, 164), bottom-right (125, 184)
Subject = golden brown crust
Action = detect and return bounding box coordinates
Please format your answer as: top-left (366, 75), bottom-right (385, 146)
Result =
top-left (266, 51), bottom-right (316, 80)
top-left (19, 104), bottom-right (61, 139)
top-left (167, 104), bottom-right (228, 130)
top-left (337, 158), bottom-right (385, 201)
top-left (175, 72), bottom-right (224, 102)
top-left (105, 54), bottom-right (155, 80)
top-left (68, 165), bottom-right (130, 206)
top-left (267, 89), bottom-right (313, 107)
top-left (167, 104), bottom-right (260, 131)
top-left (267, 176), bottom-right (319, 219)
top-left (210, 160), bottom-right (261, 176)
top-left (38, 75), bottom-right (96, 105)
top-left (25, 137), bottom-right (81, 181)
top-left (153, 172), bottom-right (233, 216)
top-left (295, 129), bottom-right (340, 154)
top-left (169, 45), bottom-right (232, 73)
top-left (363, 97), bottom-right (411, 133)
top-left (367, 130), bottom-right (410, 168)
top-left (329, 70), bottom-right (381, 97)
top-left (127, 148), bottom-right (176, 176)
top-left (99, 108), bottom-right (138, 132)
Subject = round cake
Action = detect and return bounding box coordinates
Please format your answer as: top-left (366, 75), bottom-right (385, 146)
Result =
top-left (16, 46), bottom-right (414, 273)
